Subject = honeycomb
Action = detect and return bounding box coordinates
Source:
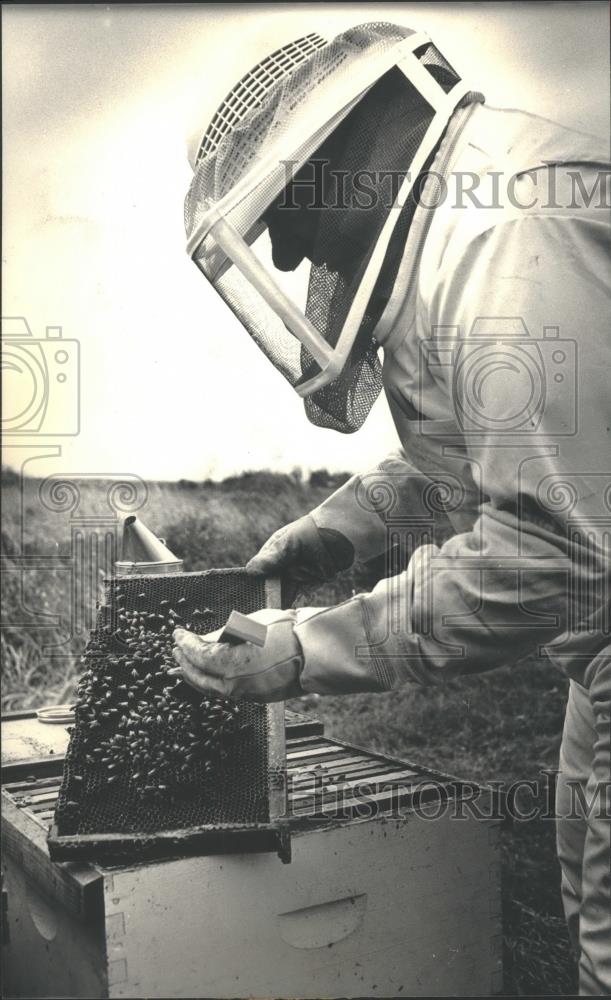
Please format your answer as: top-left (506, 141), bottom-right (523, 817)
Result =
top-left (54, 570), bottom-right (272, 837)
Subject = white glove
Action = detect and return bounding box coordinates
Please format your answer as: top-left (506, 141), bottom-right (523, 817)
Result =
top-left (171, 594), bottom-right (396, 702)
top-left (171, 610), bottom-right (305, 703)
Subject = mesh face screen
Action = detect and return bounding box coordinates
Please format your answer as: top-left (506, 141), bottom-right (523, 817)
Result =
top-left (54, 570), bottom-right (275, 840)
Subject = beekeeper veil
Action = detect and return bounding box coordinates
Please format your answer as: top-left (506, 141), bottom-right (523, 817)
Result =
top-left (185, 23), bottom-right (483, 432)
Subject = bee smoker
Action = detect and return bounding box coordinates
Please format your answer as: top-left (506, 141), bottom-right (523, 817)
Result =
top-left (114, 515), bottom-right (183, 576)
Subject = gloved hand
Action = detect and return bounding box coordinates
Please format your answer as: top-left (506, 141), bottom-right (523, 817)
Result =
top-left (245, 514), bottom-right (355, 605)
top-left (171, 610), bottom-right (305, 703)
top-left (171, 594), bottom-right (397, 702)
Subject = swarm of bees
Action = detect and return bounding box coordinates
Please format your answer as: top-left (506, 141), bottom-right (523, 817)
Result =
top-left (60, 587), bottom-right (241, 818)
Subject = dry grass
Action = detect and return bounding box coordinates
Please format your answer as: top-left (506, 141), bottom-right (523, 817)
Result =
top-left (1, 469), bottom-right (577, 994)
top-left (0, 469), bottom-right (337, 709)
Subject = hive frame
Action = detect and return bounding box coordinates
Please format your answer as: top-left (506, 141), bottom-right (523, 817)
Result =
top-left (47, 572), bottom-right (291, 865)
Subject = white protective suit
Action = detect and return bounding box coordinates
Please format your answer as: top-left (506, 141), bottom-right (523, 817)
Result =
top-left (292, 103), bottom-right (611, 995)
top-left (178, 101), bottom-right (611, 993)
top-left (294, 103), bottom-right (610, 691)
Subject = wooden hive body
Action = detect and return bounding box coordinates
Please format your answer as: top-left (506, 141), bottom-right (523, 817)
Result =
top-left (2, 712), bottom-right (503, 998)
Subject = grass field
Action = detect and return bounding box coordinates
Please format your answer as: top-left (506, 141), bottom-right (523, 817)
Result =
top-left (1, 469), bottom-right (577, 994)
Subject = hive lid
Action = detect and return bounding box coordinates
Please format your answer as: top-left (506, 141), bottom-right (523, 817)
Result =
top-left (1, 711), bottom-right (71, 767)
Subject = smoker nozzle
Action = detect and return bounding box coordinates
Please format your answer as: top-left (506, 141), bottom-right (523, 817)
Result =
top-left (115, 515), bottom-right (183, 576)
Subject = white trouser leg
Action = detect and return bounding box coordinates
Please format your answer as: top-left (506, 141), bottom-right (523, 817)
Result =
top-left (556, 656), bottom-right (611, 995)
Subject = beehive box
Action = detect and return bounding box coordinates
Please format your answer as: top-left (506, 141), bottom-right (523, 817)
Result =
top-left (2, 717), bottom-right (503, 998)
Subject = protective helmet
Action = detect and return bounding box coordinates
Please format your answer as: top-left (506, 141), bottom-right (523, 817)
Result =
top-left (185, 23), bottom-right (482, 431)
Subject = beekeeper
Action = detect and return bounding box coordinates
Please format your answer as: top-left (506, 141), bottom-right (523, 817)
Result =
top-left (174, 24), bottom-right (610, 994)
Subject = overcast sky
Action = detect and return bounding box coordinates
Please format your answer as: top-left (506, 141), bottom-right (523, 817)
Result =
top-left (3, 2), bottom-right (609, 481)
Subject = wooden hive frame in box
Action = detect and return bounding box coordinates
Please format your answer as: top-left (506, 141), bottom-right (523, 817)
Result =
top-left (47, 570), bottom-right (291, 864)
